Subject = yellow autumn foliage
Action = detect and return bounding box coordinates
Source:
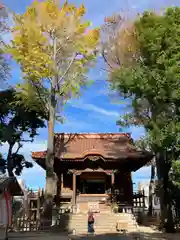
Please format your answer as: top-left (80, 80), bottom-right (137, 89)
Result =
top-left (7, 0), bottom-right (99, 89)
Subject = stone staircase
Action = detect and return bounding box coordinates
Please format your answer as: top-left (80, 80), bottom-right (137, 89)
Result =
top-left (67, 212), bottom-right (138, 234)
top-left (77, 202), bottom-right (111, 213)
top-left (76, 195), bottom-right (111, 213)
top-left (76, 195), bottom-right (109, 202)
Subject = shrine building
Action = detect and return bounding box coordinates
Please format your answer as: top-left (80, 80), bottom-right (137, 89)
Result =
top-left (32, 133), bottom-right (153, 212)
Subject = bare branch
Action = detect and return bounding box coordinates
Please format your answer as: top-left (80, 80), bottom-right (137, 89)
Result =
top-left (102, 49), bottom-right (113, 69)
top-left (56, 33), bottom-right (76, 56)
top-left (14, 142), bottom-right (22, 154)
top-left (56, 52), bottom-right (77, 86)
top-left (20, 139), bottom-right (34, 143)
top-left (34, 84), bottom-right (49, 115)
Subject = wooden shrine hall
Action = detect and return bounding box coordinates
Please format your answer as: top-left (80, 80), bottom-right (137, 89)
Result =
top-left (32, 133), bottom-right (153, 210)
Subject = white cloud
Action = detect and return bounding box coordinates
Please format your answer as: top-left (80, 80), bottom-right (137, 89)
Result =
top-left (18, 161), bottom-right (45, 190)
top-left (56, 117), bottom-right (94, 132)
top-left (1, 139), bottom-right (47, 189)
top-left (69, 100), bottom-right (119, 118)
top-left (1, 139), bottom-right (47, 157)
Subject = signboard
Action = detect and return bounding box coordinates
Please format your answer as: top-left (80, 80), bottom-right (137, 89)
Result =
top-left (88, 202), bottom-right (99, 212)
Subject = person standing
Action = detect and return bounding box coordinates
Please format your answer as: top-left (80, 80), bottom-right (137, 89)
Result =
top-left (87, 211), bottom-right (95, 234)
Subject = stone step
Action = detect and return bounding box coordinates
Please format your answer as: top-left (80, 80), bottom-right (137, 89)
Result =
top-left (71, 213), bottom-right (134, 217)
top-left (69, 227), bottom-right (138, 234)
top-left (70, 219), bottom-right (136, 224)
top-left (70, 221), bottom-right (136, 225)
top-left (60, 212), bottom-right (138, 234)
top-left (76, 195), bottom-right (109, 202)
top-left (71, 228), bottom-right (138, 232)
top-left (69, 223), bottom-right (136, 227)
top-left (69, 220), bottom-right (136, 223)
top-left (69, 225), bottom-right (136, 230)
top-left (70, 215), bottom-right (134, 218)
top-left (70, 217), bottom-right (135, 222)
top-left (72, 229), bottom-right (138, 235)
top-left (69, 220), bottom-right (136, 225)
top-left (69, 221), bottom-right (136, 225)
top-left (68, 222), bottom-right (136, 228)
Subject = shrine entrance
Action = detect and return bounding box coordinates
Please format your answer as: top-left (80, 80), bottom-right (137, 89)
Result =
top-left (79, 172), bottom-right (108, 194)
top-left (80, 179), bottom-right (106, 194)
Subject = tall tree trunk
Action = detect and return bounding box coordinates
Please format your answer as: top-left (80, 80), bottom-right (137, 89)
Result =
top-left (155, 151), bottom-right (166, 228)
top-left (156, 151), bottom-right (175, 232)
top-left (43, 101), bottom-right (56, 220)
top-left (165, 198), bottom-right (175, 232)
top-left (148, 163), bottom-right (155, 216)
top-left (163, 158), bottom-right (175, 233)
top-left (7, 143), bottom-right (14, 177)
top-left (43, 32), bottom-right (57, 220)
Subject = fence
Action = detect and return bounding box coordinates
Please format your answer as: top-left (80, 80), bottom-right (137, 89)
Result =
top-left (133, 190), bottom-right (146, 208)
top-left (11, 218), bottom-right (52, 232)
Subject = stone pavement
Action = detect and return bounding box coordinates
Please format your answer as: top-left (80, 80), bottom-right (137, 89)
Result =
top-left (1, 229), bottom-right (180, 240)
top-left (0, 232), bottom-right (132, 240)
top-left (135, 226), bottom-right (180, 240)
top-left (0, 231), bottom-right (69, 240)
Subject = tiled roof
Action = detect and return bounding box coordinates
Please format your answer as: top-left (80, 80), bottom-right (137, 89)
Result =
top-left (0, 177), bottom-right (23, 196)
top-left (32, 133), bottom-right (150, 160)
top-left (0, 177), bottom-right (12, 189)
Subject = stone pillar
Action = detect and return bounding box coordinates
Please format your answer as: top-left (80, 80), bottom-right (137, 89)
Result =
top-left (72, 172), bottom-right (76, 206)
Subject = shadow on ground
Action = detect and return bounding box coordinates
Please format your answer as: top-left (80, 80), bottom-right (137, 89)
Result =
top-left (3, 230), bottom-right (180, 240)
top-left (70, 232), bottom-right (166, 240)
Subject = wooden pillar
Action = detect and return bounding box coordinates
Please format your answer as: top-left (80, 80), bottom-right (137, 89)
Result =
top-left (111, 172), bottom-right (115, 186)
top-left (72, 172), bottom-right (76, 206)
top-left (61, 173), bottom-right (63, 190)
top-left (56, 175), bottom-right (61, 207)
top-left (37, 188), bottom-right (41, 219)
top-left (111, 172), bottom-right (115, 202)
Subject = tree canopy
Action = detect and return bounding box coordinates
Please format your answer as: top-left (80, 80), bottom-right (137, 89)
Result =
top-left (7, 0), bottom-right (100, 218)
top-left (0, 89), bottom-right (46, 176)
top-left (0, 5), bottom-right (10, 82)
top-left (111, 7), bottom-right (180, 154)
top-left (7, 0), bottom-right (99, 108)
top-left (104, 7), bottom-right (180, 231)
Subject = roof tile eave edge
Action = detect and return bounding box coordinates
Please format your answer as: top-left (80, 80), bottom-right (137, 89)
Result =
top-left (31, 155), bottom-right (126, 161)
top-left (54, 132), bottom-right (131, 139)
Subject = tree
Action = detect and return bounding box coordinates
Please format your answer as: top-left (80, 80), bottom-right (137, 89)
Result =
top-left (135, 137), bottom-right (156, 216)
top-left (7, 0), bottom-right (99, 218)
top-left (101, 13), bottom-right (140, 71)
top-left (0, 4), bottom-right (10, 82)
top-left (0, 153), bottom-right (6, 175)
top-left (0, 89), bottom-right (46, 176)
top-left (103, 7), bottom-right (180, 232)
top-left (169, 161), bottom-right (180, 223)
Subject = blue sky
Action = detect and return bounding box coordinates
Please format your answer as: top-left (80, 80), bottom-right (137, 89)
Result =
top-left (1, 0), bottom-right (179, 190)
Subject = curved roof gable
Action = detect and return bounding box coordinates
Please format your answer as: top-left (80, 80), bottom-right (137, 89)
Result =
top-left (32, 133), bottom-right (149, 160)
